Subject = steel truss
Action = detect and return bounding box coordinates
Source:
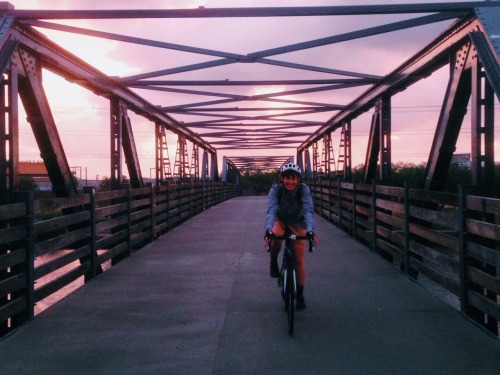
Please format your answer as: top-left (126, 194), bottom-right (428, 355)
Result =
top-left (0, 3), bottom-right (499, 195)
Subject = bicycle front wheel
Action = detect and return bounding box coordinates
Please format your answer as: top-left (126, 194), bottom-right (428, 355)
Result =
top-left (285, 270), bottom-right (294, 336)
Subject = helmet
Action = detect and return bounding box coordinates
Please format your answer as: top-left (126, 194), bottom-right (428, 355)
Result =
top-left (280, 163), bottom-right (301, 176)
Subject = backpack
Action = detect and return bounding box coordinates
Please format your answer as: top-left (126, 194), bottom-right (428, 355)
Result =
top-left (275, 182), bottom-right (304, 203)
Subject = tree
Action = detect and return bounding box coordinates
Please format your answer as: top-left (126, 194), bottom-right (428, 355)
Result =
top-left (18, 176), bottom-right (38, 192)
top-left (240, 171), bottom-right (278, 195)
top-left (98, 176), bottom-right (129, 191)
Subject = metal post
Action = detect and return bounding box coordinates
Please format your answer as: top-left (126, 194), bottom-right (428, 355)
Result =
top-left (379, 94), bottom-right (392, 184)
top-left (458, 185), bottom-right (467, 313)
top-left (352, 181), bottom-right (357, 239)
top-left (304, 148), bottom-right (312, 180)
top-left (297, 150), bottom-right (304, 178)
top-left (221, 156), bottom-right (228, 182)
top-left (404, 182), bottom-right (410, 275)
top-left (210, 151), bottom-right (218, 181)
top-left (150, 184), bottom-right (155, 241)
top-left (25, 191), bottom-right (35, 321)
top-left (83, 187), bottom-right (97, 280)
top-left (110, 98), bottom-right (122, 190)
top-left (201, 150), bottom-right (209, 181)
top-left (372, 180), bottom-right (377, 253)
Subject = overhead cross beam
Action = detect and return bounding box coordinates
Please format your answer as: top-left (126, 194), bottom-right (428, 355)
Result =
top-left (3, 3), bottom-right (497, 19)
top-left (5, 20), bottom-right (215, 154)
top-left (0, 2), bottom-right (499, 187)
top-left (298, 12), bottom-right (497, 152)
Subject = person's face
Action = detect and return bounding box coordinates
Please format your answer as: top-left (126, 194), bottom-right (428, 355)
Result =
top-left (281, 174), bottom-right (299, 191)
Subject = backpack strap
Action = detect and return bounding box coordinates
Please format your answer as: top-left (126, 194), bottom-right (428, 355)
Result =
top-left (275, 183), bottom-right (284, 203)
top-left (276, 182), bottom-right (303, 203)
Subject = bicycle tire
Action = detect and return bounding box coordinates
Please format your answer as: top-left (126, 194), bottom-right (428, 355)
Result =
top-left (286, 266), bottom-right (294, 336)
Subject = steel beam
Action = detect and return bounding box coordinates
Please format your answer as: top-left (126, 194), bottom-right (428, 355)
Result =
top-left (304, 149), bottom-right (312, 180)
top-left (210, 150), bottom-right (218, 181)
top-left (120, 103), bottom-right (144, 188)
top-left (4, 3), bottom-right (497, 20)
top-left (423, 43), bottom-right (473, 191)
top-left (379, 95), bottom-right (392, 184)
top-left (16, 48), bottom-right (77, 197)
top-left (155, 123), bottom-right (162, 185)
top-left (0, 66), bottom-right (17, 198)
top-left (190, 144), bottom-right (199, 180)
top-left (201, 150), bottom-right (209, 181)
top-left (363, 102), bottom-right (382, 184)
top-left (221, 156), bottom-right (228, 183)
top-left (6, 22), bottom-right (214, 154)
top-left (299, 14), bottom-right (484, 152)
top-left (297, 150), bottom-right (304, 178)
top-left (110, 98), bottom-right (123, 189)
top-left (471, 61), bottom-right (495, 196)
top-left (337, 121), bottom-right (352, 180)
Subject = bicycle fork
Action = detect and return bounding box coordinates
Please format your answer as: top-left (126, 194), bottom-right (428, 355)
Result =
top-left (280, 260), bottom-right (297, 299)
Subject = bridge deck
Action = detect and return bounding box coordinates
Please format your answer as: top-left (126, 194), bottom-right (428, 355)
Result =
top-left (1, 196), bottom-right (499, 375)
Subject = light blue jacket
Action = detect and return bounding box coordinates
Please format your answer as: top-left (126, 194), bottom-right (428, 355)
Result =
top-left (265, 183), bottom-right (315, 232)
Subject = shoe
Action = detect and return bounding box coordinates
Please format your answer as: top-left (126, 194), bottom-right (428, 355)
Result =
top-left (296, 285), bottom-right (306, 310)
top-left (296, 296), bottom-right (306, 310)
top-left (270, 258), bottom-right (279, 278)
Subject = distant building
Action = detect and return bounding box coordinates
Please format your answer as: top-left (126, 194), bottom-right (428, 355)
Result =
top-left (19, 161), bottom-right (101, 191)
top-left (451, 153), bottom-right (471, 167)
top-left (19, 161), bottom-right (49, 182)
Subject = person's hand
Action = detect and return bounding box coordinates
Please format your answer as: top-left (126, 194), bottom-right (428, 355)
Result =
top-left (264, 229), bottom-right (273, 248)
top-left (306, 231), bottom-right (318, 247)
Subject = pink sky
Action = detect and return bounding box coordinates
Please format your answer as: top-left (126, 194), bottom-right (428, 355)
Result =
top-left (11, 0), bottom-right (500, 180)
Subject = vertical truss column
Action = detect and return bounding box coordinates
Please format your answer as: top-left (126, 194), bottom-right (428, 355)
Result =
top-left (110, 98), bottom-right (122, 189)
top-left (201, 149), bottom-right (209, 181)
top-left (190, 143), bottom-right (199, 181)
top-left (210, 150), bottom-right (218, 181)
top-left (0, 15), bottom-right (17, 199)
top-left (345, 121), bottom-right (352, 180)
top-left (321, 134), bottom-right (330, 177)
top-left (364, 101), bottom-right (381, 183)
top-left (155, 124), bottom-right (172, 185)
top-left (174, 135), bottom-right (190, 180)
top-left (312, 142), bottom-right (320, 178)
top-left (471, 62), bottom-right (495, 197)
top-left (297, 150), bottom-right (304, 178)
top-left (337, 121), bottom-right (352, 180)
top-left (379, 94), bottom-right (392, 184)
top-left (221, 155), bottom-right (228, 182)
top-left (222, 156), bottom-right (240, 184)
top-left (322, 133), bottom-right (336, 179)
top-left (363, 96), bottom-right (391, 184)
top-left (155, 123), bottom-right (161, 184)
top-left (304, 148), bottom-right (312, 180)
top-left (0, 67), bottom-right (18, 199)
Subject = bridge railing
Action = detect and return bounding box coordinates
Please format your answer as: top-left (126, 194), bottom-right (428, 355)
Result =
top-left (309, 179), bottom-right (500, 337)
top-left (0, 181), bottom-right (241, 338)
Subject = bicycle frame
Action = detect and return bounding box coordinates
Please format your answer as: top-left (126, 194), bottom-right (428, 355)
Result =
top-left (267, 228), bottom-right (313, 336)
top-left (281, 236), bottom-right (297, 299)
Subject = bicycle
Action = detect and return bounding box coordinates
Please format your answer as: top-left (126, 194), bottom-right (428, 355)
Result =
top-left (267, 228), bottom-right (314, 336)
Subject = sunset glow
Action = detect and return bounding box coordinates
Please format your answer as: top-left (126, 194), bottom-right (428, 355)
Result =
top-left (11, 0), bottom-right (500, 180)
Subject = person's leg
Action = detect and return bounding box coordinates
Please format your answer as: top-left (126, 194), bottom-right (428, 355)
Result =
top-left (269, 220), bottom-right (284, 277)
top-left (291, 225), bottom-right (307, 309)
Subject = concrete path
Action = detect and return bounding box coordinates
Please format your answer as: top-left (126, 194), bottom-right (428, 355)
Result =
top-left (1, 196), bottom-right (499, 375)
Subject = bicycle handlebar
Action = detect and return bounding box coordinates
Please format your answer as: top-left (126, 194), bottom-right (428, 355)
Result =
top-left (266, 234), bottom-right (315, 253)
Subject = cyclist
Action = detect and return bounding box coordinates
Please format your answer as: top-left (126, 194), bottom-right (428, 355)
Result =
top-left (264, 162), bottom-right (318, 310)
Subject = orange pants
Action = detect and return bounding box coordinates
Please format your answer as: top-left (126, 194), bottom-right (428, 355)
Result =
top-left (269, 220), bottom-right (307, 285)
